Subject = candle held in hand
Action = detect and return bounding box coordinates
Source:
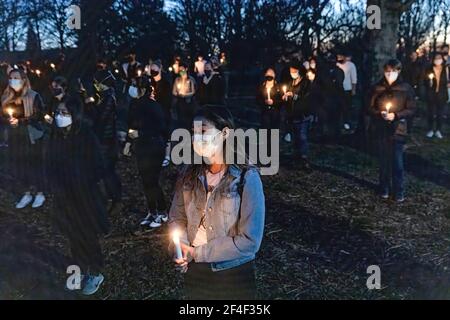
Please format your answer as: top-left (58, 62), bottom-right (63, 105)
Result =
top-left (172, 229), bottom-right (183, 260)
top-left (7, 108), bottom-right (14, 118)
top-left (385, 102), bottom-right (392, 113)
top-left (267, 87), bottom-right (271, 101)
top-left (283, 85), bottom-right (287, 95)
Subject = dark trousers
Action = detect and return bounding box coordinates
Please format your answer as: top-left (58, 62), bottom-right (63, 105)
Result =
top-left (135, 139), bottom-right (167, 212)
top-left (427, 93), bottom-right (446, 131)
top-left (175, 98), bottom-right (196, 129)
top-left (67, 230), bottom-right (103, 274)
top-left (342, 91), bottom-right (352, 125)
top-left (185, 261), bottom-right (257, 300)
top-left (293, 119), bottom-right (310, 158)
top-left (99, 143), bottom-right (122, 203)
top-left (378, 137), bottom-right (405, 197)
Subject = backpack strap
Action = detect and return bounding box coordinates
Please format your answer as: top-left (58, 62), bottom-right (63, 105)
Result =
top-left (237, 167), bottom-right (249, 222)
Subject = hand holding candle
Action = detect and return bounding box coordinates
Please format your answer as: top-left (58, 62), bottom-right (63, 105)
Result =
top-left (7, 107), bottom-right (14, 119)
top-left (428, 73), bottom-right (434, 87)
top-left (172, 229), bottom-right (183, 260)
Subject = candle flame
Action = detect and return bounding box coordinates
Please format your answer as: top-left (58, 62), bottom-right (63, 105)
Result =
top-left (386, 102), bottom-right (392, 112)
top-left (36, 69), bottom-right (41, 75)
top-left (50, 63), bottom-right (56, 69)
top-left (428, 73), bottom-right (434, 80)
top-left (7, 108), bottom-right (13, 117)
top-left (172, 229), bottom-right (180, 242)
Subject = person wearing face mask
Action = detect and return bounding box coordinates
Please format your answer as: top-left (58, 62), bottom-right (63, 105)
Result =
top-left (282, 62), bottom-right (312, 168)
top-left (1, 68), bottom-right (47, 209)
top-left (89, 68), bottom-right (122, 214)
top-left (424, 54), bottom-right (449, 139)
top-left (368, 59), bottom-right (416, 203)
top-left (256, 67), bottom-right (282, 145)
top-left (172, 63), bottom-right (197, 129)
top-left (149, 60), bottom-right (173, 167)
top-left (128, 78), bottom-right (168, 228)
top-left (197, 59), bottom-right (225, 107)
top-left (336, 52), bottom-right (357, 131)
top-left (47, 93), bottom-right (109, 295)
top-left (169, 106), bottom-right (265, 300)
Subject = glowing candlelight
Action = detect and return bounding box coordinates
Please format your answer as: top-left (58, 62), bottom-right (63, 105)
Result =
top-left (7, 108), bottom-right (14, 118)
top-left (172, 229), bottom-right (183, 260)
top-left (168, 66), bottom-right (173, 72)
top-left (177, 82), bottom-right (182, 94)
top-left (428, 73), bottom-right (434, 87)
top-left (44, 114), bottom-right (52, 122)
top-left (137, 70), bottom-right (142, 77)
top-left (35, 69), bottom-right (41, 76)
top-left (283, 85), bottom-right (287, 95)
top-left (50, 63), bottom-right (56, 70)
top-left (267, 87), bottom-right (271, 101)
top-left (385, 102), bottom-right (392, 113)
top-left (114, 69), bottom-right (119, 74)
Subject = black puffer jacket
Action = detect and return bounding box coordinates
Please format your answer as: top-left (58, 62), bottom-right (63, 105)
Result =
top-left (368, 78), bottom-right (416, 139)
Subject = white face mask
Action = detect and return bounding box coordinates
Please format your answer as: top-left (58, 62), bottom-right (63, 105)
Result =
top-left (9, 79), bottom-right (23, 92)
top-left (434, 59), bottom-right (443, 66)
top-left (128, 86), bottom-right (139, 98)
top-left (303, 61), bottom-right (310, 69)
top-left (55, 114), bottom-right (72, 128)
top-left (310, 63), bottom-right (316, 69)
top-left (385, 71), bottom-right (399, 84)
top-left (192, 130), bottom-right (222, 158)
top-left (290, 73), bottom-right (299, 80)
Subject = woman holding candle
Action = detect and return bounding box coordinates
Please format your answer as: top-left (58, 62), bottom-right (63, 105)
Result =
top-left (197, 59), bottom-right (226, 107)
top-left (1, 68), bottom-right (47, 209)
top-left (424, 53), bottom-right (449, 139)
top-left (172, 63), bottom-right (197, 129)
top-left (368, 59), bottom-right (416, 202)
top-left (282, 62), bottom-right (312, 169)
top-left (256, 68), bottom-right (282, 149)
top-left (169, 106), bottom-right (265, 300)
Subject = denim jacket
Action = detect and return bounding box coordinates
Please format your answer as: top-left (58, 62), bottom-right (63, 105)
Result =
top-left (169, 165), bottom-right (265, 272)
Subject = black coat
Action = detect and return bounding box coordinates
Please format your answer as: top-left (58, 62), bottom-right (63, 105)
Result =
top-left (197, 74), bottom-right (225, 106)
top-left (48, 124), bottom-right (109, 237)
top-left (424, 65), bottom-right (449, 102)
top-left (91, 88), bottom-right (117, 145)
top-left (287, 78), bottom-right (312, 120)
top-left (368, 78), bottom-right (416, 139)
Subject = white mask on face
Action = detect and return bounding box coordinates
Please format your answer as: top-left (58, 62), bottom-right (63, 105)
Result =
top-left (192, 130), bottom-right (222, 158)
top-left (128, 86), bottom-right (139, 98)
top-left (310, 63), bottom-right (316, 69)
top-left (385, 71), bottom-right (399, 84)
top-left (55, 114), bottom-right (72, 128)
top-left (290, 72), bottom-right (299, 80)
top-left (9, 79), bottom-right (23, 92)
top-left (434, 59), bottom-right (443, 66)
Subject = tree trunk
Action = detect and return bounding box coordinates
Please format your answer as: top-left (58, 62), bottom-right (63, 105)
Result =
top-left (367, 0), bottom-right (400, 82)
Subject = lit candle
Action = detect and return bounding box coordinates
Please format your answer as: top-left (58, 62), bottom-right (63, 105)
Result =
top-left (7, 108), bottom-right (14, 118)
top-left (137, 70), bottom-right (142, 77)
top-left (428, 73), bottom-right (434, 87)
top-left (267, 87), bottom-right (271, 101)
top-left (50, 63), bottom-right (56, 70)
top-left (35, 69), bottom-right (41, 76)
top-left (114, 69), bottom-right (119, 74)
top-left (385, 102), bottom-right (392, 113)
top-left (172, 229), bottom-right (183, 260)
top-left (168, 66), bottom-right (173, 72)
top-left (44, 114), bottom-right (52, 122)
top-left (283, 85), bottom-right (287, 95)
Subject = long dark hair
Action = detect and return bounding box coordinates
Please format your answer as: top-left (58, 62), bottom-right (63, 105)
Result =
top-left (176, 105), bottom-right (250, 190)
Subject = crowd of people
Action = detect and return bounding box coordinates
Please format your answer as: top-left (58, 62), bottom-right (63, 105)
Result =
top-left (0, 43), bottom-right (448, 299)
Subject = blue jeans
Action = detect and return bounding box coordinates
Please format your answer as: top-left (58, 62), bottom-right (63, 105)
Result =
top-left (293, 119), bottom-right (310, 157)
top-left (378, 137), bottom-right (405, 197)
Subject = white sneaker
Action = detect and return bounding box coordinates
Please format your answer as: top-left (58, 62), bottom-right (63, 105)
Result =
top-left (284, 133), bottom-right (292, 143)
top-left (426, 130), bottom-right (434, 138)
top-left (16, 193), bottom-right (33, 209)
top-left (140, 212), bottom-right (153, 226)
top-left (344, 123), bottom-right (350, 130)
top-left (435, 131), bottom-right (443, 139)
top-left (32, 193), bottom-right (46, 208)
top-left (81, 274), bottom-right (104, 296)
top-left (149, 214), bottom-right (168, 228)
